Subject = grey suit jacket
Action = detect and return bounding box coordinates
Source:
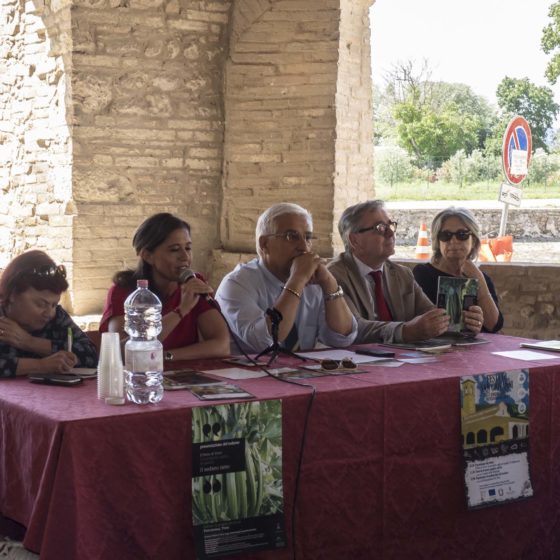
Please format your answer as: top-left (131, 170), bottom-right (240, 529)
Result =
top-left (328, 252), bottom-right (434, 343)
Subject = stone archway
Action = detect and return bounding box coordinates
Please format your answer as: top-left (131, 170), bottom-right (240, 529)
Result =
top-left (1, 0), bottom-right (374, 315)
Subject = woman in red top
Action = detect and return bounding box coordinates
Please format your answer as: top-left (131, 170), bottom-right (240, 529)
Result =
top-left (100, 213), bottom-right (230, 360)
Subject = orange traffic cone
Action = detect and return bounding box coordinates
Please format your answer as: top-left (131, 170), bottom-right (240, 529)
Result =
top-left (414, 222), bottom-right (430, 260)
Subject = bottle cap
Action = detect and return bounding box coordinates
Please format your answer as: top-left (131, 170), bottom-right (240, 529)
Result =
top-left (137, 279), bottom-right (149, 288)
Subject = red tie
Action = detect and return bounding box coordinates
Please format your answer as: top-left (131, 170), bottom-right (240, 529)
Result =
top-left (370, 270), bottom-right (393, 321)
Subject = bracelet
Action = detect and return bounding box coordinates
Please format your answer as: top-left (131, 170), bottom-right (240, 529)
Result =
top-left (324, 285), bottom-right (344, 301)
top-left (173, 307), bottom-right (184, 320)
top-left (282, 286), bottom-right (301, 299)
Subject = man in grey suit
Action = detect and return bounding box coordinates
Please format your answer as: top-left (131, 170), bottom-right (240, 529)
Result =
top-left (328, 200), bottom-right (449, 343)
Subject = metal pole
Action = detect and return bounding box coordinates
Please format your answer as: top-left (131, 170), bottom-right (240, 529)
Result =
top-left (498, 202), bottom-right (509, 237)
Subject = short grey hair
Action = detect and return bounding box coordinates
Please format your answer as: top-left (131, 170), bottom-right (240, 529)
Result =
top-left (430, 206), bottom-right (481, 261)
top-left (255, 203), bottom-right (313, 257)
top-left (338, 200), bottom-right (385, 251)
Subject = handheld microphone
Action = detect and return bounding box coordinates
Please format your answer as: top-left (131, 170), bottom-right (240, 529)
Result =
top-left (179, 268), bottom-right (196, 284)
top-left (179, 268), bottom-right (215, 305)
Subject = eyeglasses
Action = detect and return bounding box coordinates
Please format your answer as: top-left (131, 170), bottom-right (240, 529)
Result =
top-left (437, 230), bottom-right (472, 242)
top-left (29, 264), bottom-right (67, 279)
top-left (356, 221), bottom-right (398, 237)
top-left (320, 358), bottom-right (356, 371)
top-left (267, 231), bottom-right (317, 244)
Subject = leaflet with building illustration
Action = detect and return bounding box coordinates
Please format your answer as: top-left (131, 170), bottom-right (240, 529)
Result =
top-left (437, 276), bottom-right (478, 333)
top-left (460, 370), bottom-right (532, 509)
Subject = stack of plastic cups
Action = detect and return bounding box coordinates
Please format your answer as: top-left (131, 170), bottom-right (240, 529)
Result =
top-left (98, 332), bottom-right (125, 406)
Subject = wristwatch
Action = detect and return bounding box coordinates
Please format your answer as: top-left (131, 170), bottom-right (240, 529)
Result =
top-left (324, 285), bottom-right (344, 301)
top-left (164, 351), bottom-right (174, 361)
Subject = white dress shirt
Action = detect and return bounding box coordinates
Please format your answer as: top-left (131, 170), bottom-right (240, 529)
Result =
top-left (215, 258), bottom-right (358, 355)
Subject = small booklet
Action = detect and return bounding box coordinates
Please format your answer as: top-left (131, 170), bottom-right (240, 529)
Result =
top-left (435, 335), bottom-right (490, 347)
top-left (519, 340), bottom-right (560, 353)
top-left (382, 340), bottom-right (452, 353)
top-left (189, 383), bottom-right (254, 400)
top-left (437, 276), bottom-right (479, 334)
top-left (163, 369), bottom-right (223, 391)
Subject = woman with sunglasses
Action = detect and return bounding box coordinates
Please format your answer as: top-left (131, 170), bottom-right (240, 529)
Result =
top-left (99, 213), bottom-right (230, 360)
top-left (0, 250), bottom-right (98, 377)
top-left (413, 207), bottom-right (503, 333)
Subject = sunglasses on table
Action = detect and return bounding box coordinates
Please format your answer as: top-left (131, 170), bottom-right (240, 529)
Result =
top-left (437, 230), bottom-right (472, 242)
top-left (356, 221), bottom-right (398, 237)
top-left (320, 358), bottom-right (357, 371)
top-left (29, 264), bottom-right (67, 279)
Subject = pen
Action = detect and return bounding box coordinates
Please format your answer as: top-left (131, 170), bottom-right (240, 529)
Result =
top-left (67, 327), bottom-right (73, 353)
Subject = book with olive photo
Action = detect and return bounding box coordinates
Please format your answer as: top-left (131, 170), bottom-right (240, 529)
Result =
top-left (437, 276), bottom-right (479, 334)
top-left (192, 400), bottom-right (286, 558)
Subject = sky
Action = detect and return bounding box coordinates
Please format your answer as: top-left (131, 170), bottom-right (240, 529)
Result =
top-left (370, 0), bottom-right (559, 117)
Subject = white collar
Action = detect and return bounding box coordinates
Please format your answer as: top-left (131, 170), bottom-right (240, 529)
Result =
top-left (352, 254), bottom-right (383, 278)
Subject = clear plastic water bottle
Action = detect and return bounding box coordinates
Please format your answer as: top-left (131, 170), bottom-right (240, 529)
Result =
top-left (124, 279), bottom-right (164, 404)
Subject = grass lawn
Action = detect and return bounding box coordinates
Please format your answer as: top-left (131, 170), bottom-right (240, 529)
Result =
top-left (375, 181), bottom-right (559, 201)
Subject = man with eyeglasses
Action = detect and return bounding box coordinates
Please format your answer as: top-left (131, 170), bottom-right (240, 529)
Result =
top-left (328, 200), bottom-right (449, 343)
top-left (215, 203), bottom-right (357, 354)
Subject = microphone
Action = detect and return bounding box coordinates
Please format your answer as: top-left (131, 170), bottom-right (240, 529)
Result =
top-left (179, 268), bottom-right (215, 305)
top-left (179, 268), bottom-right (196, 284)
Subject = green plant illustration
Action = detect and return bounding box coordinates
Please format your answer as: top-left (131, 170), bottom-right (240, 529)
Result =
top-left (192, 400), bottom-right (283, 525)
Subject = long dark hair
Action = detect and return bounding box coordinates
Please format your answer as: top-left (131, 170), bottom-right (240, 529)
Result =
top-left (114, 213), bottom-right (191, 298)
top-left (0, 250), bottom-right (68, 305)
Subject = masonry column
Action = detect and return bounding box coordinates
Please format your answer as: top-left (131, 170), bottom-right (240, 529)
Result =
top-left (215, 0), bottom-right (374, 281)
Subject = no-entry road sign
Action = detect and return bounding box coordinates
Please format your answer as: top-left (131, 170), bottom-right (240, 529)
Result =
top-left (502, 116), bottom-right (532, 185)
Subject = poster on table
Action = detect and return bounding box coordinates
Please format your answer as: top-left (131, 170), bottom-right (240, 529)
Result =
top-left (460, 370), bottom-right (533, 509)
top-left (192, 400), bottom-right (286, 558)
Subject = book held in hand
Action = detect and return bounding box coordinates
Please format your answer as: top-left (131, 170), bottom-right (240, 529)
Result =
top-left (437, 276), bottom-right (478, 334)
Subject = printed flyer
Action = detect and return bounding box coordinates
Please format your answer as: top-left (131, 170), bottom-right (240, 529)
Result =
top-left (460, 369), bottom-right (532, 509)
top-left (192, 400), bottom-right (285, 558)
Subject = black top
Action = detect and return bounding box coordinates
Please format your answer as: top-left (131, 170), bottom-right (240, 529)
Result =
top-left (0, 306), bottom-right (98, 378)
top-left (412, 262), bottom-right (504, 333)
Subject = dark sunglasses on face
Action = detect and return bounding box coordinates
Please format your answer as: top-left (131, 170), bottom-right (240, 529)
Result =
top-left (356, 221), bottom-right (398, 237)
top-left (29, 264), bottom-right (67, 279)
top-left (437, 230), bottom-right (472, 242)
top-left (321, 358), bottom-right (357, 371)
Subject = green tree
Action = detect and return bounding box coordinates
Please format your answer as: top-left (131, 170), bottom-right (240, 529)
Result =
top-left (394, 101), bottom-right (480, 167)
top-left (495, 77), bottom-right (559, 152)
top-left (374, 146), bottom-right (414, 185)
top-left (380, 60), bottom-right (495, 167)
top-left (542, 1), bottom-right (560, 84)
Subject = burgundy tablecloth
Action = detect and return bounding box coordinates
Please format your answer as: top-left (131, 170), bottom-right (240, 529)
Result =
top-left (2, 334), bottom-right (560, 559)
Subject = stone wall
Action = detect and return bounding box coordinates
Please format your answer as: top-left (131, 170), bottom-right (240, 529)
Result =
top-left (70, 0), bottom-right (232, 313)
top-left (0, 0), bottom-right (73, 311)
top-left (388, 206), bottom-right (560, 244)
top-left (221, 0), bottom-right (374, 258)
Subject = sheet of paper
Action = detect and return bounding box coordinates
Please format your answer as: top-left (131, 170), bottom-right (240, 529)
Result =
top-left (366, 360), bottom-right (403, 367)
top-left (493, 350), bottom-right (558, 361)
top-left (203, 367), bottom-right (268, 380)
top-left (398, 357), bottom-right (438, 364)
top-left (296, 349), bottom-right (389, 364)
